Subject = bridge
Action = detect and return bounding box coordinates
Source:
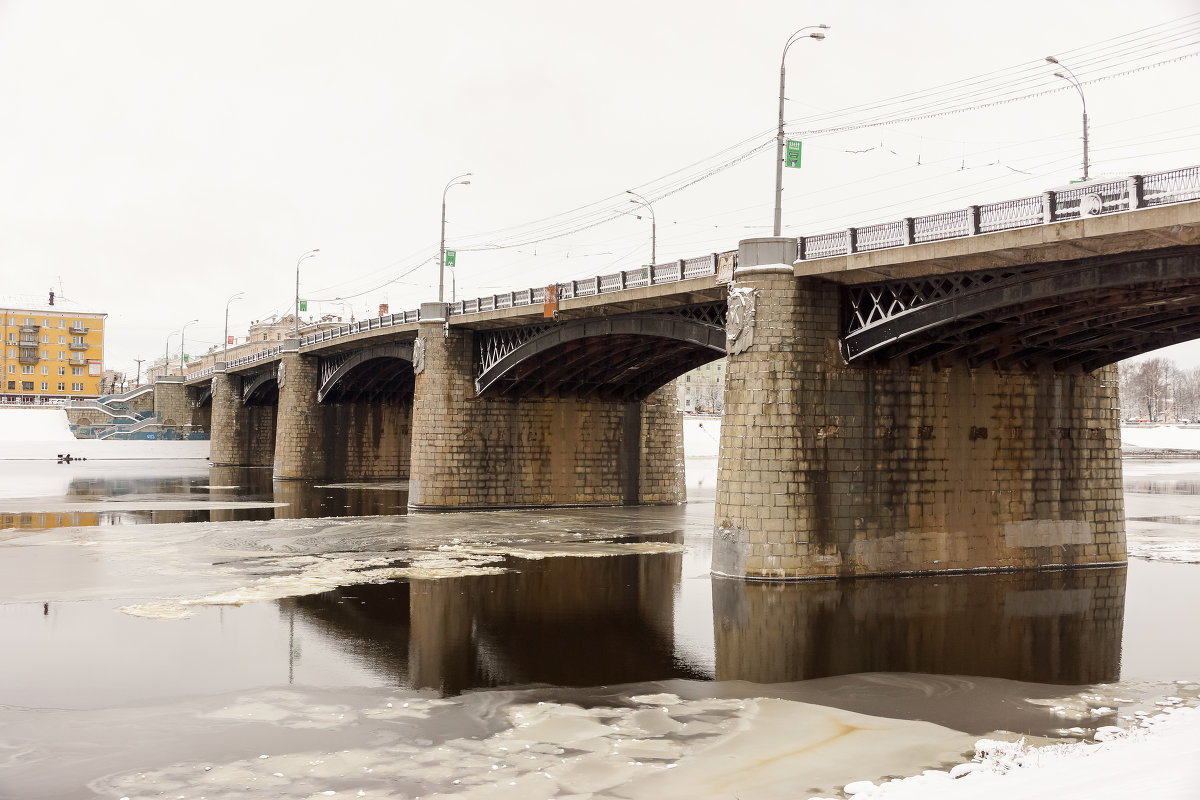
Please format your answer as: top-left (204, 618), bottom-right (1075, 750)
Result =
top-left (145, 165), bottom-right (1200, 580)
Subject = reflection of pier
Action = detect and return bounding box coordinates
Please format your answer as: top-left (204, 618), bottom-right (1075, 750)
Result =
top-left (714, 567), bottom-right (1126, 685)
top-left (283, 540), bottom-right (697, 694)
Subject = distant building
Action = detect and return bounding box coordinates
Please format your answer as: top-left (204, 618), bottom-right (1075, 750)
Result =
top-left (677, 360), bottom-right (725, 413)
top-left (145, 313), bottom-right (352, 382)
top-left (0, 293), bottom-right (106, 405)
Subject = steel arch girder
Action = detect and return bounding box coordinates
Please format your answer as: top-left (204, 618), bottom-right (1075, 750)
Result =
top-left (241, 369), bottom-right (279, 405)
top-left (840, 248), bottom-right (1200, 363)
top-left (317, 341), bottom-right (414, 403)
top-left (475, 315), bottom-right (726, 397)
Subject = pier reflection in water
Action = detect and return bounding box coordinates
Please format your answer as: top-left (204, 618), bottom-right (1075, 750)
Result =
top-left (283, 549), bottom-right (1126, 693)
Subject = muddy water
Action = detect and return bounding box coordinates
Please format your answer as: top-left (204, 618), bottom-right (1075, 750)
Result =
top-left (1, 452), bottom-right (1200, 798)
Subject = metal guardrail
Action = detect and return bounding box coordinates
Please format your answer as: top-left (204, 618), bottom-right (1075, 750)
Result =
top-left (187, 165), bottom-right (1197, 360)
top-left (226, 345), bottom-right (282, 369)
top-left (795, 166), bottom-right (1200, 260)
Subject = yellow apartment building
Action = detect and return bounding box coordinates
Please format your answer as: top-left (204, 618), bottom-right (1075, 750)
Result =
top-left (1, 293), bottom-right (107, 404)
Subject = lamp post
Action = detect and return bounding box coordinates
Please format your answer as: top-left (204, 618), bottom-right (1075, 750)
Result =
top-left (223, 292), bottom-right (244, 363)
top-left (179, 319), bottom-right (199, 376)
top-left (626, 189), bottom-right (656, 266)
top-left (164, 332), bottom-right (178, 377)
top-left (440, 173), bottom-right (472, 304)
top-left (774, 24), bottom-right (828, 237)
top-left (294, 249), bottom-right (320, 337)
top-left (1045, 55), bottom-right (1089, 182)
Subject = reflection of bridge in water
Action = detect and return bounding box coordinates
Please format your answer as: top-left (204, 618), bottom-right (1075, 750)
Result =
top-left (282, 555), bottom-right (1125, 694)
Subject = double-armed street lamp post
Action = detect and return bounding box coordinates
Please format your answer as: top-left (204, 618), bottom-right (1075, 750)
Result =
top-left (223, 292), bottom-right (244, 363)
top-left (179, 319), bottom-right (199, 376)
top-left (774, 24), bottom-right (828, 237)
top-left (164, 332), bottom-right (177, 376)
top-left (440, 173), bottom-right (472, 304)
top-left (1045, 55), bottom-right (1089, 182)
top-left (294, 249), bottom-right (320, 337)
top-left (626, 189), bottom-right (656, 266)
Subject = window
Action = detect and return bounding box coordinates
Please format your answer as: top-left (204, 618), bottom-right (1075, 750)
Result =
top-left (71, 367), bottom-right (84, 376)
top-left (21, 366), bottom-right (33, 374)
top-left (58, 336), bottom-right (65, 344)
top-left (43, 319), bottom-right (49, 327)
top-left (41, 366), bottom-right (48, 375)
top-left (21, 381), bottom-right (34, 390)
top-left (263, 334), bottom-right (268, 341)
top-left (58, 367), bottom-right (65, 376)
top-left (57, 382), bottom-right (65, 391)
top-left (72, 336), bottom-right (84, 345)
top-left (7, 333), bottom-right (14, 342)
top-left (58, 320), bottom-right (65, 328)
top-left (71, 382), bottom-right (84, 392)
top-left (58, 352), bottom-right (65, 360)
top-left (6, 365), bottom-right (13, 374)
top-left (42, 350), bottom-right (49, 359)
top-left (23, 318), bottom-right (32, 325)
top-left (6, 381), bottom-right (13, 390)
top-left (41, 334), bottom-right (48, 343)
top-left (5, 349), bottom-right (12, 358)
top-left (40, 382), bottom-right (48, 391)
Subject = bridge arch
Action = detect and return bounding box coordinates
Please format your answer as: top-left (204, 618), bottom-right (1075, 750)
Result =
top-left (841, 246), bottom-right (1200, 371)
top-left (317, 341), bottom-right (415, 403)
top-left (241, 369), bottom-right (279, 406)
top-left (475, 306), bottom-right (726, 400)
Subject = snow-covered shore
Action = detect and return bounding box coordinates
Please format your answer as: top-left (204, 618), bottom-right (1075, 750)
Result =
top-left (816, 705), bottom-right (1200, 799)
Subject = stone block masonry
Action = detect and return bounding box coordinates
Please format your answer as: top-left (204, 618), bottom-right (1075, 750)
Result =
top-left (714, 241), bottom-right (1126, 579)
top-left (210, 370), bottom-right (276, 467)
top-left (152, 377), bottom-right (200, 432)
top-left (409, 309), bottom-right (685, 510)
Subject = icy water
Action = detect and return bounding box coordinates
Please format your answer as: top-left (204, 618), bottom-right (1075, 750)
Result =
top-left (3, 440), bottom-right (1200, 798)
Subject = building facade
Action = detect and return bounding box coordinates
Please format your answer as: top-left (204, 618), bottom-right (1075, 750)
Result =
top-left (677, 359), bottom-right (725, 413)
top-left (1, 294), bottom-right (106, 404)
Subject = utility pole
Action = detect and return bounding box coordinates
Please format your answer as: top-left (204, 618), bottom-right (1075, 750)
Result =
top-left (134, 358), bottom-right (144, 386)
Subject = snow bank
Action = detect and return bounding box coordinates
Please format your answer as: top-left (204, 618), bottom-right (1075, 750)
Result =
top-left (0, 407), bottom-right (74, 442)
top-left (813, 706), bottom-right (1200, 800)
top-left (1121, 424), bottom-right (1200, 451)
top-left (683, 416), bottom-right (720, 459)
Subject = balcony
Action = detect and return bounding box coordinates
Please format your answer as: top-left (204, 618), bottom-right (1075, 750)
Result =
top-left (19, 324), bottom-right (39, 334)
top-left (69, 342), bottom-right (89, 351)
top-left (18, 352), bottom-right (38, 365)
top-left (69, 324), bottom-right (88, 334)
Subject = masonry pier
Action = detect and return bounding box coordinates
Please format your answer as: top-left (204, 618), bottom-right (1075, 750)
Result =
top-left (408, 303), bottom-right (685, 510)
top-left (713, 237), bottom-right (1126, 580)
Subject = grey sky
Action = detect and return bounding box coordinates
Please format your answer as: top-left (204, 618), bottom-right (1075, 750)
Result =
top-left (2, 0), bottom-right (1197, 377)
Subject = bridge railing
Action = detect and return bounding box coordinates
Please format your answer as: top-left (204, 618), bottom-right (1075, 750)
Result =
top-left (227, 346), bottom-right (282, 369)
top-left (795, 165), bottom-right (1200, 260)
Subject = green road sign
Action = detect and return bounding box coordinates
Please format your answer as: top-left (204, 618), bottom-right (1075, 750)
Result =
top-left (299, 300), bottom-right (307, 312)
top-left (183, 354), bottom-right (189, 363)
top-left (445, 250), bottom-right (456, 267)
top-left (786, 140), bottom-right (802, 168)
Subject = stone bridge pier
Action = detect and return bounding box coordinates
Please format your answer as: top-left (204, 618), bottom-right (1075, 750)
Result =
top-left (209, 367), bottom-right (277, 467)
top-left (713, 238), bottom-right (1126, 580)
top-left (408, 303), bottom-right (684, 510)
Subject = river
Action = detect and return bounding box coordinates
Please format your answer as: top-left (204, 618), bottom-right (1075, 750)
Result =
top-left (1, 419), bottom-right (1198, 798)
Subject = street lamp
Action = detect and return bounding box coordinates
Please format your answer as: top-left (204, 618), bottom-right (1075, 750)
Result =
top-left (1045, 55), bottom-right (1089, 182)
top-left (223, 292), bottom-right (244, 363)
top-left (164, 332), bottom-right (178, 377)
top-left (774, 24), bottom-right (828, 237)
top-left (179, 319), bottom-right (199, 376)
top-left (294, 249), bottom-right (320, 336)
top-left (626, 189), bottom-right (656, 266)
top-left (440, 173), bottom-right (471, 304)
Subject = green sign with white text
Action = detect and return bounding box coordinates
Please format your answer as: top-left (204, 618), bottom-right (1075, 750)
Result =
top-left (445, 250), bottom-right (456, 267)
top-left (786, 140), bottom-right (802, 168)
top-left (299, 300), bottom-right (307, 312)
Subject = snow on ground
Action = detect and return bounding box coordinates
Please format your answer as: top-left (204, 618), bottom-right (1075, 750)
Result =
top-left (0, 406), bottom-right (208, 460)
top-left (1121, 423), bottom-right (1200, 450)
top-left (813, 705), bottom-right (1200, 800)
top-left (0, 406), bottom-right (74, 441)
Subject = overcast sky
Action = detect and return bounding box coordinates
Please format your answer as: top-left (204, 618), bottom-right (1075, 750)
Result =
top-left (2, 0), bottom-right (1198, 378)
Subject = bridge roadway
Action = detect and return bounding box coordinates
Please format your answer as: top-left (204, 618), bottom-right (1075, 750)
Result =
top-left (149, 165), bottom-right (1200, 580)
